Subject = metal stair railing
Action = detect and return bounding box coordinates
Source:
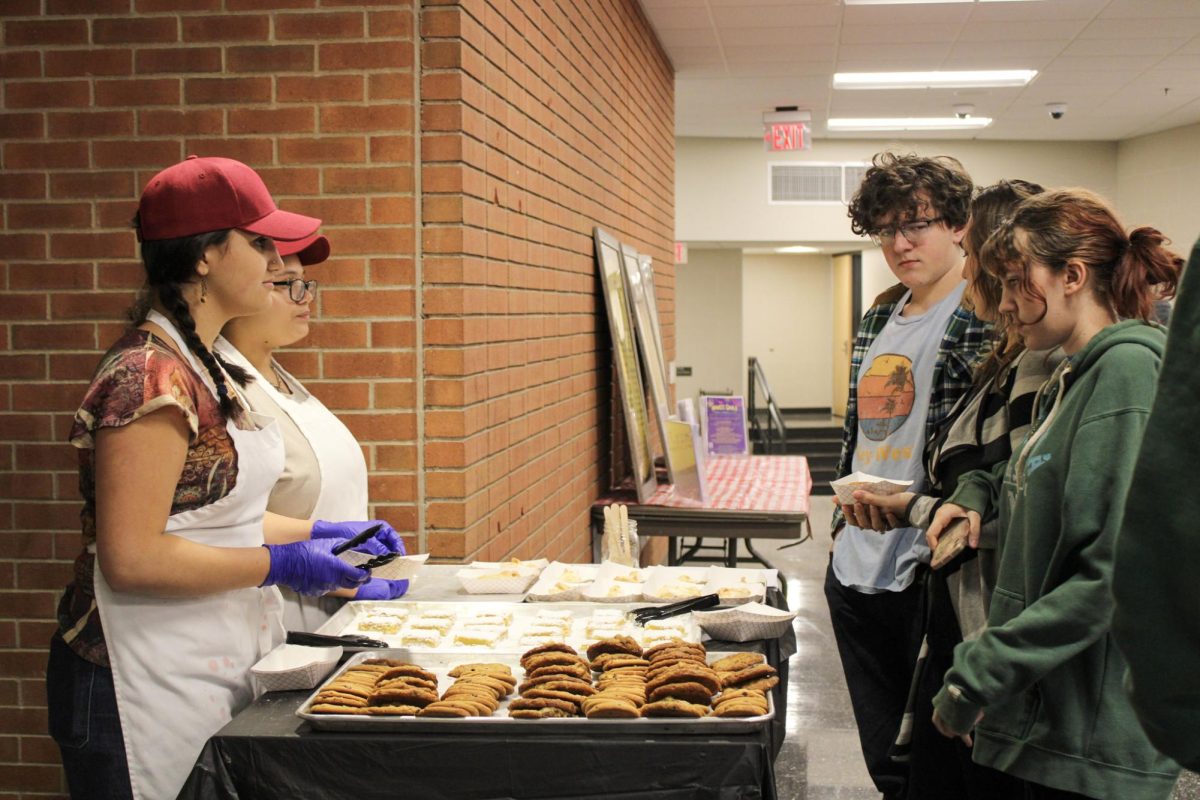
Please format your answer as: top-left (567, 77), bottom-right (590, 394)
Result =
top-left (747, 356), bottom-right (788, 455)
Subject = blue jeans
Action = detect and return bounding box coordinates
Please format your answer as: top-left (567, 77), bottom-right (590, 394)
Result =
top-left (46, 633), bottom-right (133, 800)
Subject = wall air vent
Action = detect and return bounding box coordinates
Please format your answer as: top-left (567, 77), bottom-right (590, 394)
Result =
top-left (768, 162), bottom-right (871, 205)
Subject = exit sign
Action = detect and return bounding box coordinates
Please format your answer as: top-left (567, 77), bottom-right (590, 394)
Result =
top-left (764, 122), bottom-right (810, 152)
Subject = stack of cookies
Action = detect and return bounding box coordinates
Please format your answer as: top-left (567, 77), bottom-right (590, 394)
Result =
top-left (709, 652), bottom-right (776, 718)
top-left (308, 657), bottom-right (441, 716)
top-left (640, 640), bottom-right (721, 718)
top-left (420, 662), bottom-right (515, 717)
top-left (509, 644), bottom-right (596, 718)
top-left (585, 639), bottom-right (651, 718)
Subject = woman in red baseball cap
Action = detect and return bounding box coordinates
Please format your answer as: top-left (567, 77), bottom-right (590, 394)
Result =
top-left (47, 158), bottom-right (402, 800)
top-left (217, 233), bottom-right (410, 634)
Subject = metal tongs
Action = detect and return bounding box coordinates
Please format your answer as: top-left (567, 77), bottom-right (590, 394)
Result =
top-left (286, 631), bottom-right (388, 649)
top-left (628, 593), bottom-right (721, 626)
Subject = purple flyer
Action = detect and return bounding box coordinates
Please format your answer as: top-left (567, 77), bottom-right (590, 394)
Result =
top-left (702, 395), bottom-right (749, 456)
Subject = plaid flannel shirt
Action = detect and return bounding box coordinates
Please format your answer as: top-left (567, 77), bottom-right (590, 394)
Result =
top-left (831, 289), bottom-right (992, 536)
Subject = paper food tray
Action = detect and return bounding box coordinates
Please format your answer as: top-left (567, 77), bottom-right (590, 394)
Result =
top-left (695, 602), bottom-right (796, 642)
top-left (703, 567), bottom-right (776, 605)
top-left (455, 561), bottom-right (544, 594)
top-left (526, 562), bottom-right (599, 601)
top-left (251, 644), bottom-right (342, 693)
top-left (829, 471), bottom-right (913, 505)
top-left (297, 649), bottom-right (773, 734)
top-left (641, 565), bottom-right (711, 603)
top-left (317, 600), bottom-right (701, 653)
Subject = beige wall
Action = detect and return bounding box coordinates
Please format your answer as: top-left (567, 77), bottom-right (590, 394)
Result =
top-left (675, 249), bottom-right (743, 402)
top-left (676, 137), bottom-right (1119, 244)
top-left (742, 253), bottom-right (833, 408)
top-left (1117, 121), bottom-right (1200, 254)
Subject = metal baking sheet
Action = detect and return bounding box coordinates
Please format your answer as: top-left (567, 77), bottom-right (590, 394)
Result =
top-left (316, 600), bottom-right (702, 654)
top-left (297, 649), bottom-right (773, 735)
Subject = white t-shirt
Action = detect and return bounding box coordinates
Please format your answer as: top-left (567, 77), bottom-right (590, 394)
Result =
top-left (832, 281), bottom-right (966, 593)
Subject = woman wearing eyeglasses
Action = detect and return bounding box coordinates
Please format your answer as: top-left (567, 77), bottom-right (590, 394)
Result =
top-left (217, 234), bottom-right (409, 632)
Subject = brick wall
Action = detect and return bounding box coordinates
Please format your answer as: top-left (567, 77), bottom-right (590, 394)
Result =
top-left (420, 0), bottom-right (674, 562)
top-left (0, 0), bottom-right (672, 794)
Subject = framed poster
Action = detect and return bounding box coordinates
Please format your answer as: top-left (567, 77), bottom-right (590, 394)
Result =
top-left (637, 253), bottom-right (670, 397)
top-left (619, 242), bottom-right (675, 483)
top-left (594, 227), bottom-right (657, 503)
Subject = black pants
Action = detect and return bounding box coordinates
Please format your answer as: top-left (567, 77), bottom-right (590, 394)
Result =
top-left (906, 566), bottom-right (1023, 800)
top-left (46, 633), bottom-right (133, 800)
top-left (824, 561), bottom-right (924, 800)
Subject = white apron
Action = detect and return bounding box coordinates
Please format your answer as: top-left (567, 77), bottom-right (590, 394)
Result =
top-left (93, 312), bottom-right (286, 800)
top-left (214, 338), bottom-right (369, 631)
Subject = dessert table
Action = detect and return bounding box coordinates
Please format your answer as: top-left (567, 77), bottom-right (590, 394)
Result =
top-left (179, 566), bottom-right (796, 800)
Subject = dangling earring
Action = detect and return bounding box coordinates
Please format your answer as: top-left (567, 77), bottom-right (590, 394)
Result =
top-left (200, 277), bottom-right (208, 304)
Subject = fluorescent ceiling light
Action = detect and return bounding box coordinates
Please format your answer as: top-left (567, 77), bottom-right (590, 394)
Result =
top-left (828, 117), bottom-right (993, 131)
top-left (775, 245), bottom-right (821, 254)
top-left (833, 70), bottom-right (1037, 90)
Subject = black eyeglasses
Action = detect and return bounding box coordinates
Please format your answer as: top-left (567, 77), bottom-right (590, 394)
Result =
top-left (270, 279), bottom-right (318, 303)
top-left (869, 217), bottom-right (944, 247)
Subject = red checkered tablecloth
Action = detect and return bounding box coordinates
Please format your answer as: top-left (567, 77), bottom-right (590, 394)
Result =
top-left (644, 455), bottom-right (811, 512)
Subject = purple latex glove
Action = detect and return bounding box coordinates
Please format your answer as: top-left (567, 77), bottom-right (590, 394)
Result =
top-left (353, 578), bottom-right (410, 600)
top-left (261, 539), bottom-right (369, 596)
top-left (310, 519), bottom-right (405, 557)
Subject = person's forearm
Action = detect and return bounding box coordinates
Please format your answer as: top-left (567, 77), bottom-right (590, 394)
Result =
top-left (99, 536), bottom-right (271, 596)
top-left (263, 511), bottom-right (314, 544)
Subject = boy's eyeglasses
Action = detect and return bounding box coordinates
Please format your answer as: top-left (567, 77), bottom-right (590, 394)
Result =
top-left (270, 279), bottom-right (318, 303)
top-left (869, 217), bottom-right (944, 247)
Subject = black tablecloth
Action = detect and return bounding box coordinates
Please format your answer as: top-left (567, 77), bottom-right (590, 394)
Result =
top-left (180, 592), bottom-right (797, 800)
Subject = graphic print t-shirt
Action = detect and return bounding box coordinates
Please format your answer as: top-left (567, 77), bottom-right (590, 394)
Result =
top-left (833, 281), bottom-right (966, 592)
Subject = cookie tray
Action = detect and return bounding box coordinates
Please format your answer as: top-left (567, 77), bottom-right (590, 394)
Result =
top-left (296, 649), bottom-right (773, 735)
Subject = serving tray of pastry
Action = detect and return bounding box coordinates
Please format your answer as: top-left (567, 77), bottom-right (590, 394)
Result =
top-left (522, 564), bottom-right (778, 605)
top-left (296, 638), bottom-right (776, 734)
top-left (317, 600), bottom-right (703, 653)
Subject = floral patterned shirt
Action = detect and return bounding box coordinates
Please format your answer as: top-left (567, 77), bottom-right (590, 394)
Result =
top-left (59, 329), bottom-right (239, 667)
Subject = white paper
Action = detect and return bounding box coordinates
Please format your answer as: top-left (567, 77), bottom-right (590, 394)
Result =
top-left (338, 552), bottom-right (429, 582)
top-left (829, 471), bottom-right (914, 505)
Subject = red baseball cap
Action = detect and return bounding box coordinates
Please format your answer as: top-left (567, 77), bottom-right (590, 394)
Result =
top-left (276, 233), bottom-right (330, 266)
top-left (136, 156), bottom-right (321, 243)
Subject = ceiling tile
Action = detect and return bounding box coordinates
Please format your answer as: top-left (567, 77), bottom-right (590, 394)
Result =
top-left (655, 26), bottom-right (721, 47)
top-left (718, 25), bottom-right (840, 46)
top-left (643, 7), bottom-right (713, 29)
top-left (1048, 54), bottom-right (1163, 72)
top-left (957, 19), bottom-right (1090, 42)
top-left (1064, 37), bottom-right (1188, 56)
top-left (1081, 17), bottom-right (1200, 39)
top-left (669, 45), bottom-right (727, 69)
top-left (835, 42), bottom-right (953, 64)
top-left (842, 4), bottom-right (971, 25)
top-left (967, 0), bottom-right (1106, 22)
top-left (710, 4), bottom-right (843, 27)
top-left (1156, 53), bottom-right (1200, 70)
top-left (1100, 0), bottom-right (1200, 19)
top-left (945, 38), bottom-right (1064, 59)
top-left (839, 23), bottom-right (963, 45)
top-left (723, 44), bottom-right (837, 63)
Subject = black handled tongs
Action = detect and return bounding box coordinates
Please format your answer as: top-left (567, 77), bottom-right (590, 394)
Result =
top-left (629, 593), bottom-right (720, 626)
top-left (330, 523), bottom-right (385, 556)
top-left (286, 631), bottom-right (388, 649)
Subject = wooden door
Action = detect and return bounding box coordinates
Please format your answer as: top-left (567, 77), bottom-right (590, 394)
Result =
top-left (831, 253), bottom-right (856, 417)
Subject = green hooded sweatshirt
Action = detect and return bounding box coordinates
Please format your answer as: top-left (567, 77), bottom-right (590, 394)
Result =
top-left (1112, 236), bottom-right (1200, 772)
top-left (932, 320), bottom-right (1180, 800)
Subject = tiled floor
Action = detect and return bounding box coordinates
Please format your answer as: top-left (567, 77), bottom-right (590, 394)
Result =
top-left (752, 499), bottom-right (1200, 800)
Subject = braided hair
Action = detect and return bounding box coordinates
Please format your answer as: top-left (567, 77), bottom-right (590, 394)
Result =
top-left (129, 217), bottom-right (253, 419)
